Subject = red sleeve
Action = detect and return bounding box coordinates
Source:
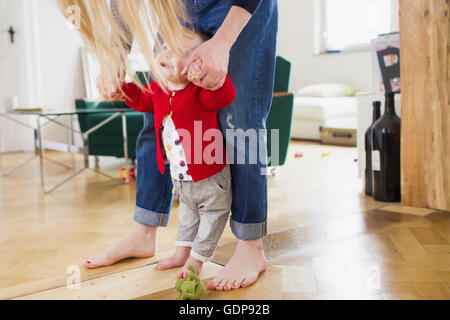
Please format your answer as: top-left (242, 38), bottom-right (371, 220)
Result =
top-left (121, 82), bottom-right (154, 113)
top-left (197, 75), bottom-right (236, 111)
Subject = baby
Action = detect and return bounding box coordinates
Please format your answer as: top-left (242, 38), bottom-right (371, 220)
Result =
top-left (120, 31), bottom-right (235, 278)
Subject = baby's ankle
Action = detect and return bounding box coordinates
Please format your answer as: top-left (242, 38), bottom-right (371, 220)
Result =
top-left (132, 222), bottom-right (157, 238)
top-left (175, 246), bottom-right (192, 256)
top-left (187, 255), bottom-right (205, 268)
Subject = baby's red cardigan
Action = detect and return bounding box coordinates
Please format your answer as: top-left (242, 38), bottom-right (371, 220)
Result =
top-left (122, 76), bottom-right (236, 182)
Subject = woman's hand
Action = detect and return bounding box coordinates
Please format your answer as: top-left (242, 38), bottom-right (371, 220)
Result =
top-left (182, 37), bottom-right (232, 91)
top-left (182, 6), bottom-right (252, 91)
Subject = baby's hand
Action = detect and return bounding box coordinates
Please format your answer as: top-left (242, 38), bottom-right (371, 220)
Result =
top-left (187, 59), bottom-right (203, 83)
top-left (96, 75), bottom-right (126, 101)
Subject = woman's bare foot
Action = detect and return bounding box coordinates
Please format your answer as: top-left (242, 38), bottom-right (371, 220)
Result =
top-left (207, 239), bottom-right (266, 291)
top-left (178, 256), bottom-right (204, 279)
top-left (156, 246), bottom-right (191, 271)
top-left (84, 222), bottom-right (157, 269)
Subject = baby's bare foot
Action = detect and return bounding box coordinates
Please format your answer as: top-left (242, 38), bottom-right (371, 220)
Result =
top-left (156, 246), bottom-right (191, 271)
top-left (207, 239), bottom-right (266, 291)
top-left (179, 256), bottom-right (204, 279)
top-left (84, 222), bottom-right (157, 269)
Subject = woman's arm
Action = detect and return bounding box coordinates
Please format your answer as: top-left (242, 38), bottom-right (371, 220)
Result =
top-left (211, 6), bottom-right (253, 53)
top-left (182, 5), bottom-right (256, 91)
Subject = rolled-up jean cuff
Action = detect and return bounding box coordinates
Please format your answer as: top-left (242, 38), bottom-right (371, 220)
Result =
top-left (230, 219), bottom-right (267, 241)
top-left (134, 206), bottom-right (170, 227)
top-left (191, 250), bottom-right (213, 263)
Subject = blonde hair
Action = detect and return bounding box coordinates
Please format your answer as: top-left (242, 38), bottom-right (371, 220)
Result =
top-left (57, 0), bottom-right (190, 93)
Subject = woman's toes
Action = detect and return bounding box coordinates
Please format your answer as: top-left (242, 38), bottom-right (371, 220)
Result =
top-left (208, 275), bottom-right (224, 290)
top-left (85, 260), bottom-right (98, 269)
top-left (216, 279), bottom-right (227, 291)
top-left (241, 278), bottom-right (249, 288)
top-left (232, 279), bottom-right (243, 289)
top-left (223, 280), bottom-right (233, 291)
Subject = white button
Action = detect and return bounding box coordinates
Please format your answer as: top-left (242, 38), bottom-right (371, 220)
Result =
top-left (171, 92), bottom-right (176, 97)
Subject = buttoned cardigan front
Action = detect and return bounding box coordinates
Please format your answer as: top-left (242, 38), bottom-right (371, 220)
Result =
top-left (122, 76), bottom-right (236, 182)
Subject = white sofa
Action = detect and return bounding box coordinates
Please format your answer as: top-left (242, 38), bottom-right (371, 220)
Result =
top-left (291, 96), bottom-right (358, 141)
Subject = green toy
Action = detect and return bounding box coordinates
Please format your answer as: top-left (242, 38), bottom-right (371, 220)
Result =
top-left (175, 265), bottom-right (205, 300)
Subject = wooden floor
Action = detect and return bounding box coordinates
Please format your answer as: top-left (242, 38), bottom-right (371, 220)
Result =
top-left (0, 141), bottom-right (448, 300)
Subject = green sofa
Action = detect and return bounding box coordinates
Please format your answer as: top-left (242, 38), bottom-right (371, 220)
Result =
top-left (267, 56), bottom-right (294, 167)
top-left (75, 100), bottom-right (143, 160)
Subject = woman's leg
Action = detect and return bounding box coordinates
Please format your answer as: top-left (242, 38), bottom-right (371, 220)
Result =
top-left (194, 0), bottom-right (278, 289)
top-left (85, 112), bottom-right (174, 268)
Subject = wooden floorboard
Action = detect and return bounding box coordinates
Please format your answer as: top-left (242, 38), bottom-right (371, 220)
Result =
top-left (0, 250), bottom-right (173, 300)
top-left (137, 266), bottom-right (282, 301)
top-left (16, 262), bottom-right (223, 300)
top-left (380, 205), bottom-right (437, 217)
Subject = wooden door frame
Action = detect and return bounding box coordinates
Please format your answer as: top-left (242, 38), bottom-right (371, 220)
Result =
top-left (399, 0), bottom-right (450, 211)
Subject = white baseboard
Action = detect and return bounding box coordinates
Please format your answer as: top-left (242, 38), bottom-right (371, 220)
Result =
top-left (0, 150), bottom-right (26, 155)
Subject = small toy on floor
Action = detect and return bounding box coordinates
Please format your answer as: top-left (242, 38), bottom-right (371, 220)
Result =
top-left (175, 265), bottom-right (205, 300)
top-left (322, 153), bottom-right (330, 157)
top-left (295, 152), bottom-right (304, 158)
top-left (121, 166), bottom-right (136, 181)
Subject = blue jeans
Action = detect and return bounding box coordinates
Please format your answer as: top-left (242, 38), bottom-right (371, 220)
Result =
top-left (134, 0), bottom-right (278, 240)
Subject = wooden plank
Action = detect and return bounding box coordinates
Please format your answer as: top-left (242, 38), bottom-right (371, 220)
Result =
top-left (409, 227), bottom-right (449, 245)
top-left (380, 205), bottom-right (436, 216)
top-left (15, 262), bottom-right (223, 300)
top-left (412, 282), bottom-right (450, 299)
top-left (137, 266), bottom-right (282, 300)
top-left (283, 292), bottom-right (384, 300)
top-left (389, 232), bottom-right (427, 254)
top-left (0, 250), bottom-right (173, 300)
top-left (399, 0), bottom-right (450, 211)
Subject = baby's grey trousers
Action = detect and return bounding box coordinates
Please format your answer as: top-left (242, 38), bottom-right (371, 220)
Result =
top-left (173, 165), bottom-right (232, 262)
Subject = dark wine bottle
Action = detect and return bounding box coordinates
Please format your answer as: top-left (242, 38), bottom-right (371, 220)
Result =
top-left (365, 101), bottom-right (381, 195)
top-left (372, 92), bottom-right (401, 202)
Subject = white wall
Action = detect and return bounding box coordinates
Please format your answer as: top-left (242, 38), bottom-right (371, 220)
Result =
top-left (0, 0), bottom-right (42, 152)
top-left (0, 0), bottom-right (84, 152)
top-left (276, 0), bottom-right (399, 93)
top-left (36, 0), bottom-right (85, 111)
top-left (35, 0), bottom-right (85, 145)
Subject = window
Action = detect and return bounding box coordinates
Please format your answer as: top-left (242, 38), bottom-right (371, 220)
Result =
top-left (315, 0), bottom-right (395, 54)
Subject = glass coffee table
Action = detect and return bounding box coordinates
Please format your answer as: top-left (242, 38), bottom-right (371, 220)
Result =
top-left (0, 108), bottom-right (134, 193)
